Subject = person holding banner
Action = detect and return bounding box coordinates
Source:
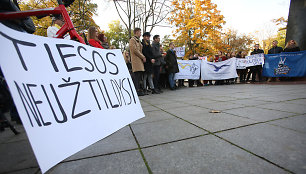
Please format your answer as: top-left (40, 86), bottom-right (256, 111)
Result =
top-left (165, 42), bottom-right (179, 90)
top-left (284, 40), bottom-right (300, 52)
top-left (129, 28), bottom-right (146, 96)
top-left (268, 40), bottom-right (283, 54)
top-left (267, 41), bottom-right (283, 82)
top-left (247, 44), bottom-right (264, 82)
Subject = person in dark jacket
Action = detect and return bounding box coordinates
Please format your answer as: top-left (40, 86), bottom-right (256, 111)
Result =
top-left (284, 40), bottom-right (301, 52)
top-left (268, 40), bottom-right (283, 54)
top-left (151, 35), bottom-right (163, 92)
top-left (142, 32), bottom-right (159, 94)
top-left (246, 44), bottom-right (264, 82)
top-left (165, 42), bottom-right (179, 90)
top-left (267, 40), bottom-right (283, 82)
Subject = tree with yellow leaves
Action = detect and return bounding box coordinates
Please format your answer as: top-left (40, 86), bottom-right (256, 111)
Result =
top-left (169, 0), bottom-right (225, 58)
top-left (18, 0), bottom-right (98, 37)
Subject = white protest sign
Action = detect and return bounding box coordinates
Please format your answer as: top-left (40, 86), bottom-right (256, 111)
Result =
top-left (201, 58), bottom-right (238, 80)
top-left (245, 53), bottom-right (264, 67)
top-left (236, 58), bottom-right (247, 69)
top-left (0, 24), bottom-right (144, 173)
top-left (174, 60), bottom-right (201, 80)
top-left (174, 47), bottom-right (185, 57)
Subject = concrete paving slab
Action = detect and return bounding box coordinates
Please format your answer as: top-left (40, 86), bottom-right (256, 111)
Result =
top-left (49, 150), bottom-right (148, 174)
top-left (141, 105), bottom-right (160, 112)
top-left (131, 118), bottom-right (206, 147)
top-left (230, 99), bottom-right (272, 107)
top-left (182, 98), bottom-right (218, 106)
top-left (217, 123), bottom-right (306, 174)
top-left (154, 102), bottom-right (189, 110)
top-left (224, 107), bottom-right (295, 121)
top-left (195, 101), bottom-right (246, 111)
top-left (131, 110), bottom-right (175, 125)
top-left (164, 105), bottom-right (209, 117)
top-left (175, 112), bottom-right (257, 132)
top-left (65, 126), bottom-right (138, 161)
top-left (142, 135), bottom-right (287, 174)
top-left (284, 98), bottom-right (306, 105)
top-left (257, 103), bottom-right (306, 114)
top-left (5, 168), bottom-right (39, 174)
top-left (0, 125), bottom-right (27, 144)
top-left (0, 140), bottom-right (38, 173)
top-left (268, 115), bottom-right (306, 133)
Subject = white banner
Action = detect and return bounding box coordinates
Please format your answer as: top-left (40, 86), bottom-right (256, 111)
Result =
top-left (0, 24), bottom-right (144, 173)
top-left (201, 58), bottom-right (238, 80)
top-left (236, 58), bottom-right (247, 69)
top-left (174, 60), bottom-right (201, 80)
top-left (245, 53), bottom-right (264, 67)
top-left (174, 47), bottom-right (185, 57)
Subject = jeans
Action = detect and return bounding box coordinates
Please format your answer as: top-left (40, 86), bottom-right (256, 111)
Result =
top-left (143, 73), bottom-right (154, 89)
top-left (168, 73), bottom-right (175, 88)
top-left (153, 66), bottom-right (160, 89)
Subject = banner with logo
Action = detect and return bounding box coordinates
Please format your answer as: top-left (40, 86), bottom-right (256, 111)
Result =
top-left (245, 53), bottom-right (264, 67)
top-left (263, 51), bottom-right (306, 77)
top-left (174, 60), bottom-right (201, 80)
top-left (201, 58), bottom-right (238, 80)
top-left (174, 47), bottom-right (185, 57)
top-left (236, 58), bottom-right (247, 69)
top-left (0, 24), bottom-right (145, 173)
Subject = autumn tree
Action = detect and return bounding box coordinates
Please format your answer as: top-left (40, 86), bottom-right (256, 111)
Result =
top-left (18, 0), bottom-right (98, 37)
top-left (169, 0), bottom-right (225, 58)
top-left (105, 20), bottom-right (130, 50)
top-left (222, 29), bottom-right (254, 54)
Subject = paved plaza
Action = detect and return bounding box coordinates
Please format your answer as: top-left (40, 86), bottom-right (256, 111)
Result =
top-left (1, 83), bottom-right (306, 174)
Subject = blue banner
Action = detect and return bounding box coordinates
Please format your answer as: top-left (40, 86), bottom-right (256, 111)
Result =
top-left (263, 51), bottom-right (306, 77)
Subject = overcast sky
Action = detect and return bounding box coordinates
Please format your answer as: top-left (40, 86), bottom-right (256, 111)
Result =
top-left (92, 0), bottom-right (291, 39)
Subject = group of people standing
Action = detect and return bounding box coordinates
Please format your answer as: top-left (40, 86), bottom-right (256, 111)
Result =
top-left (126, 28), bottom-right (179, 96)
top-left (46, 15), bottom-right (302, 93)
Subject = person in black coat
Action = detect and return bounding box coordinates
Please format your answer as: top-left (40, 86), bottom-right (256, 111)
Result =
top-left (284, 40), bottom-right (301, 52)
top-left (246, 44), bottom-right (264, 82)
top-left (165, 42), bottom-right (179, 90)
top-left (268, 40), bottom-right (283, 54)
top-left (142, 32), bottom-right (159, 94)
top-left (151, 35), bottom-right (163, 92)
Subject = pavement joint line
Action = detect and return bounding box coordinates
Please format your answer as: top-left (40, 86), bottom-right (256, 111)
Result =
top-left (131, 118), bottom-right (176, 126)
top-left (145, 102), bottom-right (295, 174)
top-left (0, 139), bottom-right (27, 145)
top-left (222, 111), bottom-right (302, 125)
top-left (253, 105), bottom-right (304, 115)
top-left (139, 133), bottom-right (210, 149)
top-left (0, 167), bottom-right (38, 174)
top-left (128, 125), bottom-right (152, 174)
top-left (60, 147), bottom-right (139, 164)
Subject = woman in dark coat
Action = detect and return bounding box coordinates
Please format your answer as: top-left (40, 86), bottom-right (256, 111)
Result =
top-left (284, 40), bottom-right (301, 52)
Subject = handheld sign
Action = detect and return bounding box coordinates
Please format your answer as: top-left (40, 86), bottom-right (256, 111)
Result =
top-left (0, 24), bottom-right (144, 173)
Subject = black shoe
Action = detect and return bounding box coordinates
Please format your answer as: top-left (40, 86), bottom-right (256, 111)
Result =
top-left (137, 91), bottom-right (145, 96)
top-left (152, 89), bottom-right (160, 94)
top-left (158, 89), bottom-right (163, 93)
top-left (143, 90), bottom-right (149, 95)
